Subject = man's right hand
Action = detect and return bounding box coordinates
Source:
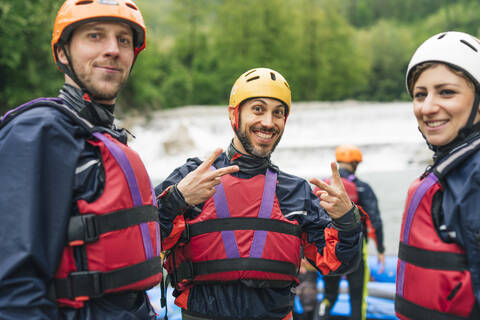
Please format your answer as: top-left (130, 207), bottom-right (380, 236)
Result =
top-left (177, 148), bottom-right (239, 205)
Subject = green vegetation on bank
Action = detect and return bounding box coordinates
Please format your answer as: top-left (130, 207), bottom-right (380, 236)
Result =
top-left (1, 0), bottom-right (479, 115)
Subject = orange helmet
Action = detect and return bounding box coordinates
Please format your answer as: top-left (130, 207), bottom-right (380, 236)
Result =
top-left (52, 0), bottom-right (146, 66)
top-left (335, 145), bottom-right (362, 163)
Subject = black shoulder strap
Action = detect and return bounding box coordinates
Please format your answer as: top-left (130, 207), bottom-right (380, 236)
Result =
top-left (0, 97), bottom-right (94, 132)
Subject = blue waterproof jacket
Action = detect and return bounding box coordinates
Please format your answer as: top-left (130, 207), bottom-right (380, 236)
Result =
top-left (339, 168), bottom-right (385, 254)
top-left (0, 85), bottom-right (156, 320)
top-left (434, 135), bottom-right (480, 308)
top-left (156, 144), bottom-right (362, 319)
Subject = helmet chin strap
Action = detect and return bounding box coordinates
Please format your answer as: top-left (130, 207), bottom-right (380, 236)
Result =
top-left (423, 90), bottom-right (480, 158)
top-left (458, 90), bottom-right (480, 139)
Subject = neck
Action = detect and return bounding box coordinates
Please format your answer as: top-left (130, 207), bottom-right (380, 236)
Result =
top-left (59, 83), bottom-right (115, 127)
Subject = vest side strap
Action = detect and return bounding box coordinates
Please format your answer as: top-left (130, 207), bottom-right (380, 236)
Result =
top-left (398, 242), bottom-right (468, 271)
top-left (67, 205), bottom-right (159, 245)
top-left (53, 256), bottom-right (162, 300)
top-left (395, 294), bottom-right (469, 320)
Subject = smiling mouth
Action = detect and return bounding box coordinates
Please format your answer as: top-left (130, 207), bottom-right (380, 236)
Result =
top-left (425, 120), bottom-right (448, 128)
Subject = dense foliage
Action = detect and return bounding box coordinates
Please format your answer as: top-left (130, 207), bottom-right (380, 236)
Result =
top-left (1, 0), bottom-right (479, 114)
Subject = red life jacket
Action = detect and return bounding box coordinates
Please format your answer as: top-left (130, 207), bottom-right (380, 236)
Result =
top-left (395, 172), bottom-right (474, 320)
top-left (3, 99), bottom-right (163, 308)
top-left (165, 168), bottom-right (302, 291)
top-left (317, 175), bottom-right (358, 203)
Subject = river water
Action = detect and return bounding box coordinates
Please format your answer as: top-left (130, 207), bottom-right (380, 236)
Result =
top-left (128, 101), bottom-right (433, 256)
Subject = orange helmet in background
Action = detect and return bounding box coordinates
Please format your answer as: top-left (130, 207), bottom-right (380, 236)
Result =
top-left (52, 0), bottom-right (146, 68)
top-left (335, 145), bottom-right (363, 163)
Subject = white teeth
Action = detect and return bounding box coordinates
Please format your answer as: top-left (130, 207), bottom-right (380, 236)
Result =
top-left (426, 120), bottom-right (447, 128)
top-left (256, 132), bottom-right (273, 139)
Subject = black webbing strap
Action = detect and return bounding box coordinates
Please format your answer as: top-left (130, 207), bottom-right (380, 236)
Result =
top-left (187, 218), bottom-right (302, 239)
top-left (395, 294), bottom-right (469, 320)
top-left (398, 242), bottom-right (468, 271)
top-left (176, 258), bottom-right (298, 282)
top-left (54, 256), bottom-right (162, 300)
top-left (68, 205), bottom-right (158, 245)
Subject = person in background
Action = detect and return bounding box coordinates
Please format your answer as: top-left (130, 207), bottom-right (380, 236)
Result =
top-left (156, 67), bottom-right (363, 320)
top-left (315, 145), bottom-right (385, 320)
top-left (395, 31), bottom-right (480, 319)
top-left (293, 259), bottom-right (319, 320)
top-left (0, 1), bottom-right (162, 319)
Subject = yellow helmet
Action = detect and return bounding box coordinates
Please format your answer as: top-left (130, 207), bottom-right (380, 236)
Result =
top-left (229, 68), bottom-right (291, 115)
top-left (335, 145), bottom-right (363, 163)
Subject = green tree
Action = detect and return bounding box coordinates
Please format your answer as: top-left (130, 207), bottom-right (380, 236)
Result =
top-left (0, 0), bottom-right (63, 114)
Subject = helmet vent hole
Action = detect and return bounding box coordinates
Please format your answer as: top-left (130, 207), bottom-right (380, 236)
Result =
top-left (270, 72), bottom-right (276, 80)
top-left (460, 39), bottom-right (478, 52)
top-left (283, 81), bottom-right (290, 89)
top-left (246, 76), bottom-right (260, 82)
top-left (245, 70), bottom-right (256, 77)
top-left (126, 3), bottom-right (138, 10)
top-left (76, 0), bottom-right (93, 5)
top-left (437, 33), bottom-right (446, 39)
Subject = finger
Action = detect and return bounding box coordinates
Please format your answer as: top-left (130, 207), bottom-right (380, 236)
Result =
top-left (310, 177), bottom-right (336, 195)
top-left (330, 162), bottom-right (343, 187)
top-left (214, 165), bottom-right (239, 177)
top-left (199, 148), bottom-right (223, 170)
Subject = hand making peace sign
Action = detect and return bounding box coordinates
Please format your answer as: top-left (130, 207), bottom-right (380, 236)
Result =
top-left (177, 148), bottom-right (240, 206)
top-left (309, 162), bottom-right (354, 219)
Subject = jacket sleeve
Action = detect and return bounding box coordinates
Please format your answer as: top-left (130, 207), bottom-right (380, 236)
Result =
top-left (287, 180), bottom-right (362, 276)
top-left (357, 181), bottom-right (385, 254)
top-left (0, 108), bottom-right (83, 319)
top-left (155, 158), bottom-right (202, 251)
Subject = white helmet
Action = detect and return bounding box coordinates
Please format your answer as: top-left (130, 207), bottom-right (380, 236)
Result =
top-left (406, 31), bottom-right (480, 97)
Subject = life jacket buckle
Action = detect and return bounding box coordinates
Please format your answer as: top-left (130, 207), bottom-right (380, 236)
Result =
top-left (68, 270), bottom-right (104, 300)
top-left (68, 214), bottom-right (99, 246)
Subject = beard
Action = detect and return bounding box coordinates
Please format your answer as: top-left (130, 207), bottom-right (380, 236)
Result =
top-left (70, 58), bottom-right (129, 102)
top-left (236, 121), bottom-right (283, 158)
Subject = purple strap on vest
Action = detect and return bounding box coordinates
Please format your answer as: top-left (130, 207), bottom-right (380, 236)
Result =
top-left (397, 172), bottom-right (438, 296)
top-left (212, 168), bottom-right (277, 259)
top-left (213, 170), bottom-right (240, 259)
top-left (347, 174), bottom-right (355, 181)
top-left (1, 97), bottom-right (62, 122)
top-left (249, 169), bottom-right (277, 258)
top-left (93, 132), bottom-right (155, 260)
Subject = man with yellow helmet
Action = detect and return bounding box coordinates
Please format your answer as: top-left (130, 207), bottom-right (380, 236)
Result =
top-left (317, 145), bottom-right (385, 320)
top-left (0, 1), bottom-right (161, 319)
top-left (156, 68), bottom-right (362, 320)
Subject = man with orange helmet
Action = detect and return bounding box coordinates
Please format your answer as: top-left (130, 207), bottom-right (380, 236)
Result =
top-left (317, 145), bottom-right (385, 320)
top-left (0, 1), bottom-right (161, 319)
top-left (156, 68), bottom-right (363, 320)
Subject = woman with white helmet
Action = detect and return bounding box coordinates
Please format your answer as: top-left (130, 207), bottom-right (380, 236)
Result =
top-left (396, 31), bottom-right (480, 319)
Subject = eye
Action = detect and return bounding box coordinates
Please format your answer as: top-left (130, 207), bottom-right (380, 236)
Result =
top-left (88, 32), bottom-right (100, 40)
top-left (273, 108), bottom-right (285, 118)
top-left (413, 91), bottom-right (426, 99)
top-left (119, 36), bottom-right (132, 46)
top-left (440, 89), bottom-right (456, 96)
top-left (252, 105), bottom-right (263, 113)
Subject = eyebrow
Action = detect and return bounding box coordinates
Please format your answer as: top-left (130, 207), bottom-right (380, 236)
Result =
top-left (414, 83), bottom-right (462, 91)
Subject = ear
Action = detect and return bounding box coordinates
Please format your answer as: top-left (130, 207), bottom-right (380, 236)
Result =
top-left (228, 105), bottom-right (236, 128)
top-left (56, 44), bottom-right (69, 65)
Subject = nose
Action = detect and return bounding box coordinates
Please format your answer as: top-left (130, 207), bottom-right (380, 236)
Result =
top-left (260, 113), bottom-right (274, 128)
top-left (104, 35), bottom-right (120, 57)
top-left (420, 93), bottom-right (439, 115)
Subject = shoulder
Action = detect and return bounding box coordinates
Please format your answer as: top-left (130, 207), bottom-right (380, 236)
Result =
top-left (2, 103), bottom-right (79, 134)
